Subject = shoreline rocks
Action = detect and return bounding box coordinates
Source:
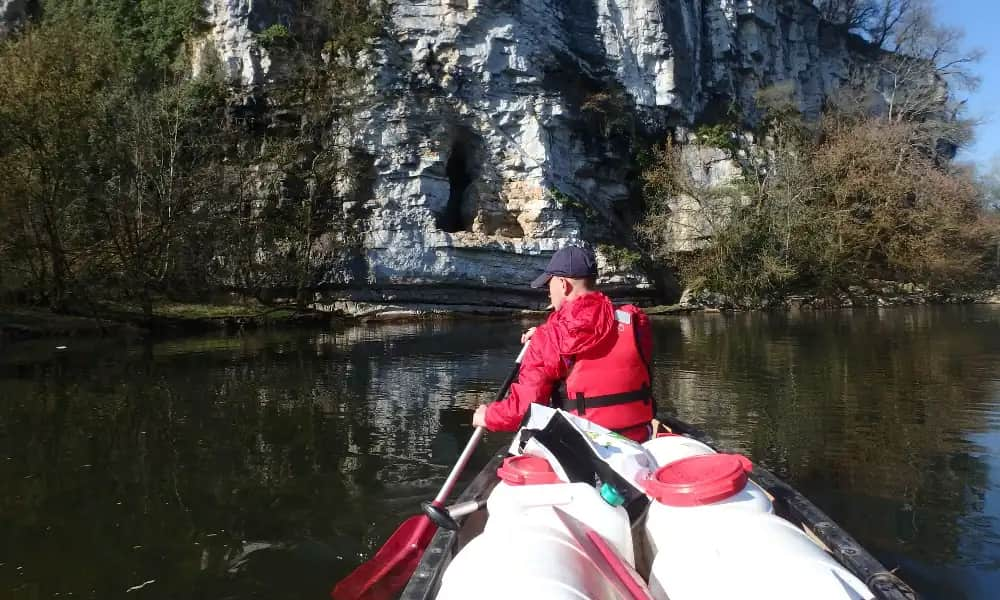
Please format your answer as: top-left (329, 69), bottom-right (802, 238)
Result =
top-left (674, 282), bottom-right (1000, 312)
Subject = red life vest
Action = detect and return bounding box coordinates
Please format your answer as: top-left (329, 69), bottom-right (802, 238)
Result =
top-left (560, 305), bottom-right (654, 437)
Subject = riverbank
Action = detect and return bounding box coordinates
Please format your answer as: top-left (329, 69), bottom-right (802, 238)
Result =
top-left (328, 283), bottom-right (1000, 320)
top-left (4, 283), bottom-right (999, 343)
top-left (0, 302), bottom-right (335, 344)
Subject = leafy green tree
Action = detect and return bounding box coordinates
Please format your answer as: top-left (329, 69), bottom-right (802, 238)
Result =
top-left (40, 0), bottom-right (205, 83)
top-left (0, 19), bottom-right (121, 309)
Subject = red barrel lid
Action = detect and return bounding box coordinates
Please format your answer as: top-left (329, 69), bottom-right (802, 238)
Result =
top-left (643, 454), bottom-right (753, 506)
top-left (497, 455), bottom-right (562, 485)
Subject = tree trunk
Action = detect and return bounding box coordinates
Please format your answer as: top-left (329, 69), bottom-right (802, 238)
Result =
top-left (141, 283), bottom-right (154, 324)
top-left (48, 248), bottom-right (68, 312)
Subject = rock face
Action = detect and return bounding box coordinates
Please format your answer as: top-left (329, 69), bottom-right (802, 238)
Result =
top-left (191, 0), bottom-right (271, 87)
top-left (199, 0), bottom-right (871, 309)
top-left (0, 0), bottom-right (27, 37)
top-left (658, 142), bottom-right (746, 252)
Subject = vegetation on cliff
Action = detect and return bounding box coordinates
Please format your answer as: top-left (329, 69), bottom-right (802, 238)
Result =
top-left (0, 0), bottom-right (380, 320)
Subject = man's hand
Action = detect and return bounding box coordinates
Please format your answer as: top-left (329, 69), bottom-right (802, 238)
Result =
top-left (520, 327), bottom-right (537, 344)
top-left (472, 405), bottom-right (489, 429)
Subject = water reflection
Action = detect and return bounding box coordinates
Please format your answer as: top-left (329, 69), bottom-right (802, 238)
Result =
top-left (0, 321), bottom-right (524, 599)
top-left (655, 306), bottom-right (1000, 599)
top-left (1, 307), bottom-right (999, 599)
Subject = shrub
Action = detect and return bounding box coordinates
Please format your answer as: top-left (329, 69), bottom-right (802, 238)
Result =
top-left (598, 244), bottom-right (642, 271)
top-left (257, 24), bottom-right (291, 48)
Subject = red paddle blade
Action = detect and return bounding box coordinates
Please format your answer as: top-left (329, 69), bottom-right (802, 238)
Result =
top-left (331, 515), bottom-right (436, 600)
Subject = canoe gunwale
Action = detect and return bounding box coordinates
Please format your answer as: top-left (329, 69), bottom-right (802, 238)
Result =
top-left (399, 449), bottom-right (506, 600)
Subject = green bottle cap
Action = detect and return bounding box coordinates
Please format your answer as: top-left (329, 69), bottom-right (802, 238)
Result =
top-left (599, 482), bottom-right (626, 507)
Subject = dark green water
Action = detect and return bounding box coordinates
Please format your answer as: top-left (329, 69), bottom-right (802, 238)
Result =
top-left (1, 306), bottom-right (999, 600)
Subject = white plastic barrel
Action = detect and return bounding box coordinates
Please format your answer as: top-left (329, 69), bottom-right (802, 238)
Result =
top-left (436, 523), bottom-right (624, 600)
top-left (633, 434), bottom-right (724, 572)
top-left (436, 454), bottom-right (637, 600)
top-left (484, 455), bottom-right (634, 566)
top-left (641, 453), bottom-right (872, 600)
top-left (648, 513), bottom-right (873, 600)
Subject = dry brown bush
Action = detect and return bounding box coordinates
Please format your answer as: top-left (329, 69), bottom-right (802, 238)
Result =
top-left (639, 116), bottom-right (999, 299)
top-left (815, 119), bottom-right (993, 287)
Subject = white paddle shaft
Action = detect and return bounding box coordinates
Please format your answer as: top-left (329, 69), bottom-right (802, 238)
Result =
top-left (430, 340), bottom-right (530, 506)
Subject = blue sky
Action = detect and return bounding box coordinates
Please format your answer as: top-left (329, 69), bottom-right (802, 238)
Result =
top-left (934, 0), bottom-right (1000, 168)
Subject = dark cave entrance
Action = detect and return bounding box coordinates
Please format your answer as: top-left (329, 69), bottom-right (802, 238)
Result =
top-left (439, 144), bottom-right (473, 233)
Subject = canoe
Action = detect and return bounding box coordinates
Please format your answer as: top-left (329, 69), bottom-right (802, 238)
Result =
top-left (399, 414), bottom-right (919, 600)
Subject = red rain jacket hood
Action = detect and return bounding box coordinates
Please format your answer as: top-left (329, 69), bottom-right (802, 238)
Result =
top-left (548, 292), bottom-right (616, 356)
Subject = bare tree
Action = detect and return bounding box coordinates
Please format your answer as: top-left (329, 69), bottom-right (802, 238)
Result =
top-left (890, 1), bottom-right (982, 89)
top-left (868, 1), bottom-right (982, 156)
top-left (867, 0), bottom-right (914, 48)
top-left (821, 0), bottom-right (981, 158)
top-left (979, 157), bottom-right (1000, 273)
top-left (813, 0), bottom-right (921, 51)
top-left (815, 0), bottom-right (878, 31)
top-left (93, 84), bottom-right (223, 319)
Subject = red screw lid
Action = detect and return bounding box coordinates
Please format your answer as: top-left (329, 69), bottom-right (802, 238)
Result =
top-left (497, 455), bottom-right (562, 486)
top-left (643, 454), bottom-right (753, 506)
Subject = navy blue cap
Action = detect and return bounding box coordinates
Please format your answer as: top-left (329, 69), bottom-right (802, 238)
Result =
top-left (530, 246), bottom-right (598, 288)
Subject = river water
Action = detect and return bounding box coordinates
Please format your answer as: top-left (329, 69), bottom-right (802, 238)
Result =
top-left (1, 305), bottom-right (999, 599)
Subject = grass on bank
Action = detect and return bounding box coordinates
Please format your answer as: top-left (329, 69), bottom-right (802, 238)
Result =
top-left (0, 301), bottom-right (321, 341)
top-left (0, 305), bottom-right (118, 337)
top-left (104, 301), bottom-right (299, 321)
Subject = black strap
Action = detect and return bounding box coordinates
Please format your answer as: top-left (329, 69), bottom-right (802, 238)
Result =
top-left (550, 380), bottom-right (567, 410)
top-left (573, 384), bottom-right (651, 416)
top-left (530, 411), bottom-right (650, 522)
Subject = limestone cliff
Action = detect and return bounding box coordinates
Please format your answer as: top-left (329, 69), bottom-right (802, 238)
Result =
top-left (325, 1), bottom-right (866, 310)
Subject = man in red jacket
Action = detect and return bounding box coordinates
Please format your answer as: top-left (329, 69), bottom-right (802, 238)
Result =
top-left (472, 246), bottom-right (655, 442)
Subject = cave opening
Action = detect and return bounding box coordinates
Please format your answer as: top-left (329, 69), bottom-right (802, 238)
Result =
top-left (440, 144), bottom-right (473, 233)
